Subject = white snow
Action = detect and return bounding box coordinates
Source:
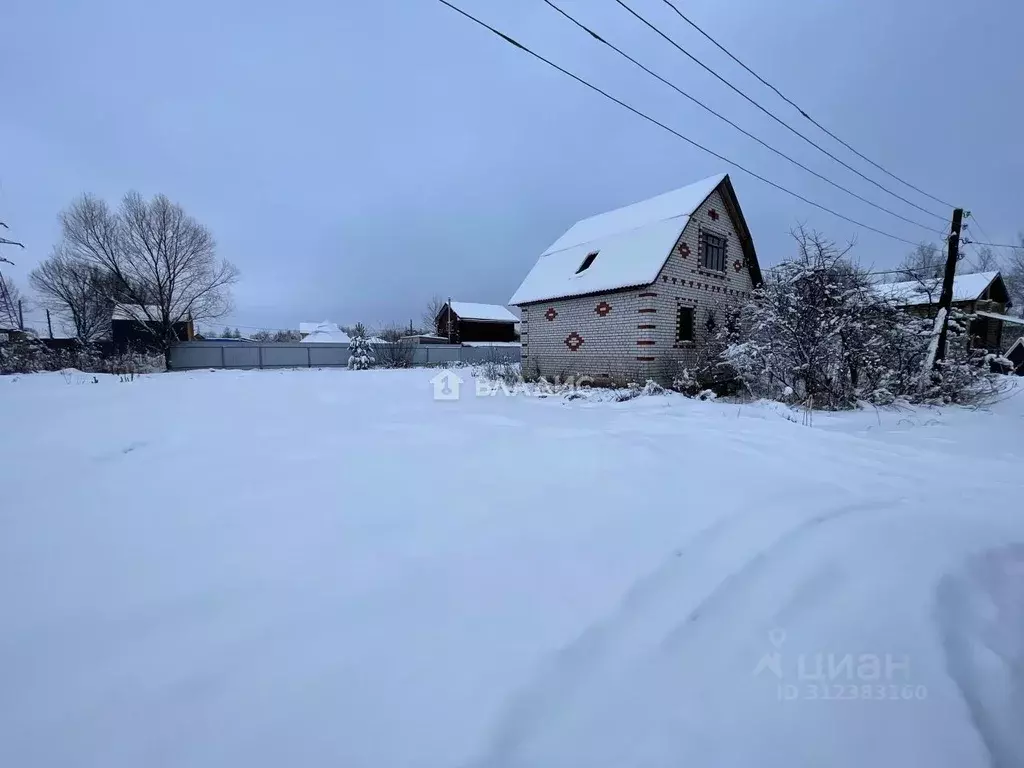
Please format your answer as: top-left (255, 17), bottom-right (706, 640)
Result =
top-left (510, 174), bottom-right (726, 305)
top-left (2, 369), bottom-right (1024, 768)
top-left (875, 271), bottom-right (1001, 307)
top-left (976, 310), bottom-right (1024, 325)
top-left (446, 302), bottom-right (518, 323)
top-left (299, 321), bottom-right (350, 344)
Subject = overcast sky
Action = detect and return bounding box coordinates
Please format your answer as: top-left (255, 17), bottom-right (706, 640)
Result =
top-left (2, 0), bottom-right (1021, 334)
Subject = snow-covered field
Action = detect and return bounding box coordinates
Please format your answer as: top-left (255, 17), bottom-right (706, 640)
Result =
top-left (2, 368), bottom-right (1023, 767)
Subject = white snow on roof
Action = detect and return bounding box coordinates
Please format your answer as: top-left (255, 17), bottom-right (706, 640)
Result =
top-left (299, 322), bottom-right (321, 334)
top-left (976, 310), bottom-right (1024, 325)
top-left (447, 302), bottom-right (518, 323)
top-left (875, 271), bottom-right (1000, 306)
top-left (300, 322), bottom-right (351, 344)
top-left (510, 174), bottom-right (726, 305)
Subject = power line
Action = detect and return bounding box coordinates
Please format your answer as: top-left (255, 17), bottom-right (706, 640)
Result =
top-left (540, 0), bottom-right (941, 235)
top-left (654, 0), bottom-right (955, 211)
top-left (433, 0), bottom-right (921, 247)
top-left (611, 0), bottom-right (948, 224)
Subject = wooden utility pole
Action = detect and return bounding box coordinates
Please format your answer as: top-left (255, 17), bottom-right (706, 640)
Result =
top-left (46, 309), bottom-right (53, 339)
top-left (933, 208), bottom-right (963, 366)
top-left (17, 299), bottom-right (23, 330)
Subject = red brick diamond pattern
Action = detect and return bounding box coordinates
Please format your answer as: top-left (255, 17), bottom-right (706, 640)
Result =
top-left (564, 332), bottom-right (584, 352)
top-left (708, 209), bottom-right (719, 221)
top-left (544, 307), bottom-right (558, 321)
top-left (680, 243), bottom-right (691, 258)
top-left (595, 301), bottom-right (611, 317)
top-left (733, 259), bottom-right (743, 272)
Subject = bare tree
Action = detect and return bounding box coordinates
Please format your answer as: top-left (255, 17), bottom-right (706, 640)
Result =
top-left (422, 295), bottom-right (444, 333)
top-left (57, 192), bottom-right (239, 365)
top-left (969, 245), bottom-right (1000, 273)
top-left (0, 274), bottom-right (24, 329)
top-left (29, 248), bottom-right (114, 341)
top-left (1004, 235), bottom-right (1024, 314)
top-left (893, 241), bottom-right (946, 304)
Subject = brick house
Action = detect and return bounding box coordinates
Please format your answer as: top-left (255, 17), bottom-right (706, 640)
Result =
top-left (510, 173), bottom-right (762, 384)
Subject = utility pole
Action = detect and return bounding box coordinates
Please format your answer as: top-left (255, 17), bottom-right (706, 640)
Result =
top-left (17, 299), bottom-right (23, 330)
top-left (933, 208), bottom-right (963, 366)
top-left (46, 309), bottom-right (53, 339)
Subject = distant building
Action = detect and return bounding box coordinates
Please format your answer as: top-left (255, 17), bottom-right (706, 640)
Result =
top-left (300, 322), bottom-right (351, 344)
top-left (876, 271), bottom-right (1019, 352)
top-left (435, 301), bottom-right (518, 344)
top-left (111, 305), bottom-right (193, 350)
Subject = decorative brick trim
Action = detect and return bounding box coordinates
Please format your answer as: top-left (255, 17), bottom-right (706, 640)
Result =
top-left (638, 292), bottom-right (658, 298)
top-left (637, 324), bottom-right (656, 329)
top-left (636, 356), bottom-right (656, 362)
top-left (638, 308), bottom-right (657, 314)
top-left (636, 340), bottom-right (656, 346)
top-left (544, 307), bottom-right (558, 321)
top-left (595, 301), bottom-right (612, 317)
top-left (564, 332), bottom-right (584, 351)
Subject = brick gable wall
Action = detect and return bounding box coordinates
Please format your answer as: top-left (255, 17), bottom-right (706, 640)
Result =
top-left (519, 186), bottom-right (756, 384)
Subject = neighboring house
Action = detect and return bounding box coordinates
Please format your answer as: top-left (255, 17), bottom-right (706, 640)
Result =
top-left (435, 301), bottom-right (519, 344)
top-left (401, 333), bottom-right (450, 345)
top-left (111, 305), bottom-right (194, 350)
top-left (300, 321), bottom-right (351, 344)
top-left (510, 173), bottom-right (762, 383)
top-left (876, 271), bottom-right (1018, 351)
top-left (299, 322), bottom-right (322, 340)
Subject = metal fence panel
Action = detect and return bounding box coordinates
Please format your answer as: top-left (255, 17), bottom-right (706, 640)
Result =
top-left (223, 345), bottom-right (260, 368)
top-left (169, 342), bottom-right (520, 370)
top-left (308, 345), bottom-right (350, 367)
top-left (260, 344), bottom-right (312, 368)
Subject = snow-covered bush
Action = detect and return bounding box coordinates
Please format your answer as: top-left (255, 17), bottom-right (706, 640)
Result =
top-left (723, 227), bottom-right (997, 409)
top-left (347, 336), bottom-right (375, 370)
top-left (0, 338), bottom-right (51, 374)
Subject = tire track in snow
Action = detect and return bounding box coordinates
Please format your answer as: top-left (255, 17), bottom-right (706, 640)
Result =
top-left (934, 544), bottom-right (1024, 768)
top-left (469, 497), bottom-right (887, 768)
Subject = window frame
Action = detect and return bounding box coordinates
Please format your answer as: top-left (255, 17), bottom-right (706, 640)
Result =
top-left (677, 306), bottom-right (695, 343)
top-left (700, 231), bottom-right (727, 273)
top-left (576, 250), bottom-right (599, 274)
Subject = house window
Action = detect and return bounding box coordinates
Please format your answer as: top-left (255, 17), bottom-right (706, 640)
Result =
top-left (700, 232), bottom-right (727, 272)
top-left (576, 250), bottom-right (599, 274)
top-left (677, 306), bottom-right (694, 342)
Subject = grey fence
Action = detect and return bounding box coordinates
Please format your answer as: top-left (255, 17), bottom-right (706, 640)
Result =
top-left (168, 342), bottom-right (520, 370)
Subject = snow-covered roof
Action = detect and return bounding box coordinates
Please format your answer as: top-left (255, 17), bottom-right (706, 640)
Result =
top-left (446, 302), bottom-right (518, 323)
top-left (510, 174), bottom-right (726, 305)
top-left (299, 322), bottom-right (322, 334)
top-left (300, 322), bottom-right (350, 344)
top-left (875, 271), bottom-right (1001, 307)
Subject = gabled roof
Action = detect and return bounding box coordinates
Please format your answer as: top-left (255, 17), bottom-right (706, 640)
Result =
top-left (875, 271), bottom-right (1006, 307)
top-left (510, 173), bottom-right (758, 305)
top-left (300, 321), bottom-right (350, 343)
top-left (441, 301), bottom-right (518, 323)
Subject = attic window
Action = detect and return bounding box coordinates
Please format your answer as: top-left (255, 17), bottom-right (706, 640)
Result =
top-left (576, 251), bottom-right (599, 274)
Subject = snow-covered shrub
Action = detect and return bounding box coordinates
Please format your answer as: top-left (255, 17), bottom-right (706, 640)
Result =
top-left (671, 367), bottom-right (701, 397)
top-left (478, 359), bottom-right (521, 387)
top-left (723, 227), bottom-right (996, 409)
top-left (0, 338), bottom-right (51, 374)
top-left (347, 336), bottom-right (375, 370)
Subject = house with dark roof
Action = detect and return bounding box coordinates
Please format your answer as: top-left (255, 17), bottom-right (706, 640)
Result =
top-left (510, 173), bottom-right (762, 383)
top-left (876, 271), bottom-right (1021, 352)
top-left (434, 301), bottom-right (519, 344)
